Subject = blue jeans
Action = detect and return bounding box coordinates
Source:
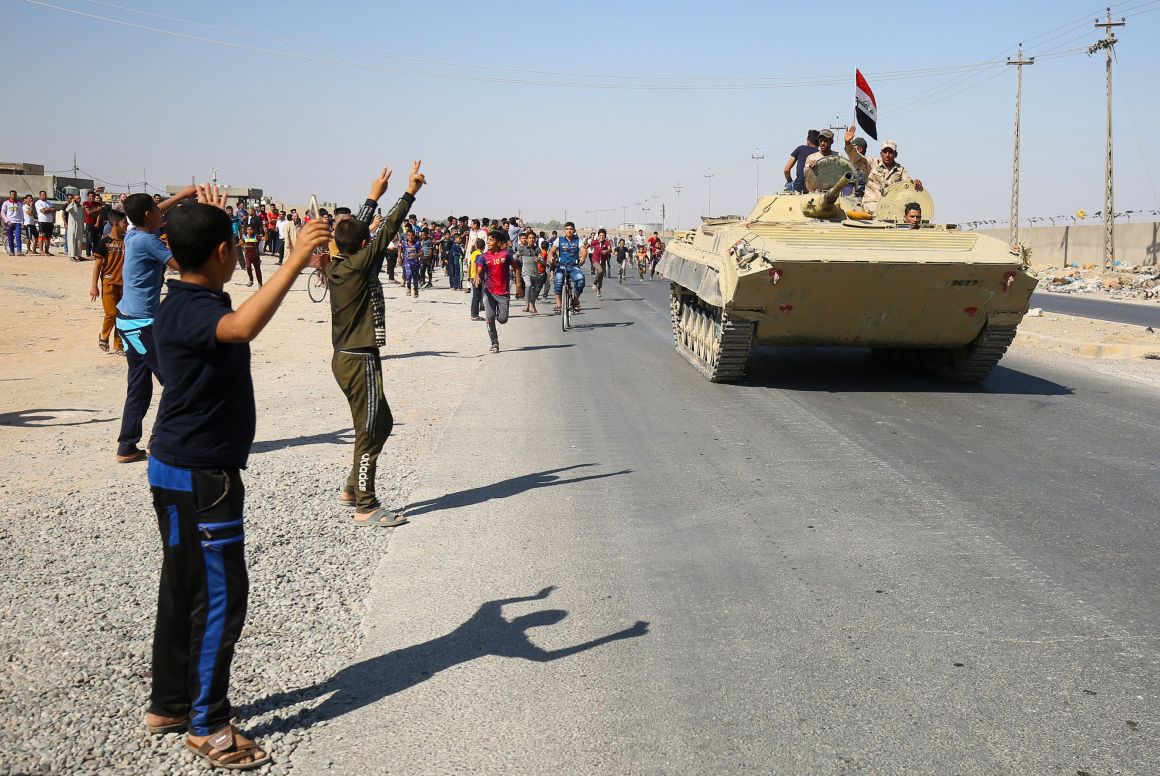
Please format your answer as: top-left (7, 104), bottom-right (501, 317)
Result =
top-left (5, 223), bottom-right (20, 253)
top-left (553, 265), bottom-right (585, 295)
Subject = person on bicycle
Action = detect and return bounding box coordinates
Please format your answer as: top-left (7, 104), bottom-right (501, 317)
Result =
top-left (551, 221), bottom-right (586, 313)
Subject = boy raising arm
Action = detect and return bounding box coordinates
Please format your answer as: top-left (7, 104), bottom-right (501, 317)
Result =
top-left (328, 161), bottom-right (426, 525)
top-left (144, 184), bottom-right (329, 771)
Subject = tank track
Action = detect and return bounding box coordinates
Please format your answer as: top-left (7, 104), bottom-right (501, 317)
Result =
top-left (880, 325), bottom-right (1018, 383)
top-left (670, 283), bottom-right (755, 383)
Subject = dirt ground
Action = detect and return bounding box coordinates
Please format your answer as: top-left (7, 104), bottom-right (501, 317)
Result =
top-left (0, 254), bottom-right (492, 497)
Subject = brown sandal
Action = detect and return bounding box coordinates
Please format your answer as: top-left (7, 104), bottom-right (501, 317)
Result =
top-left (186, 725), bottom-right (271, 771)
top-left (98, 339), bottom-right (110, 353)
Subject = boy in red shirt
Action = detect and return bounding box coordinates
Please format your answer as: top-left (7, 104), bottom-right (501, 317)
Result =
top-left (474, 230), bottom-right (513, 353)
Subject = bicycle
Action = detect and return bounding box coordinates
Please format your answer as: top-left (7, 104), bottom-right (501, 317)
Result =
top-left (560, 267), bottom-right (572, 331)
top-left (555, 264), bottom-right (582, 331)
top-left (306, 251), bottom-right (330, 302)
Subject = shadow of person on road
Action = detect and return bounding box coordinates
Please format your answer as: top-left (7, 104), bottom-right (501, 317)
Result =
top-left (250, 428), bottom-right (354, 454)
top-left (242, 586), bottom-right (648, 735)
top-left (0, 408), bottom-right (114, 427)
top-left (574, 321), bottom-right (634, 330)
top-left (400, 464), bottom-right (631, 518)
top-left (380, 350), bottom-right (458, 360)
top-left (509, 344), bottom-right (576, 352)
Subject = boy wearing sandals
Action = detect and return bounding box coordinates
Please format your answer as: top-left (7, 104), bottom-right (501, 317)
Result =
top-left (144, 185), bottom-right (331, 770)
top-left (329, 161), bottom-right (426, 526)
top-left (89, 209), bottom-right (126, 354)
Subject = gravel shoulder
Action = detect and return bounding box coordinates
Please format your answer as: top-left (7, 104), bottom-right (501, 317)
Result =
top-left (0, 256), bottom-right (488, 774)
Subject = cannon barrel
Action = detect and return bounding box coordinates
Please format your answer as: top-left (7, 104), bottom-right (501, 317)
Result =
top-left (822, 171), bottom-right (855, 206)
top-left (801, 171), bottom-right (854, 218)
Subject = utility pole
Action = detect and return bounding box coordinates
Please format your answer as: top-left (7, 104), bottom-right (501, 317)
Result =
top-left (673, 182), bottom-right (683, 231)
top-left (751, 149), bottom-right (765, 199)
top-left (704, 169), bottom-right (715, 217)
top-left (1091, 7), bottom-right (1125, 271)
top-left (1007, 44), bottom-right (1034, 249)
top-left (72, 152), bottom-right (78, 179)
top-left (621, 203), bottom-right (628, 227)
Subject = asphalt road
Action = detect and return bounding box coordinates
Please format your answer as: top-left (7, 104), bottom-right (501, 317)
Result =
top-left (1030, 290), bottom-right (1160, 327)
top-left (298, 278), bottom-right (1159, 775)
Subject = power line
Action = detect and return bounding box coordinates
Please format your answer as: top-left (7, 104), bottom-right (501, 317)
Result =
top-left (21, 0), bottom-right (1034, 91)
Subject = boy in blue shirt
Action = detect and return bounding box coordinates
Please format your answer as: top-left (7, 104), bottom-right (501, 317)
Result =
top-left (144, 184), bottom-right (329, 770)
top-left (419, 227), bottom-right (435, 288)
top-left (114, 187), bottom-right (194, 463)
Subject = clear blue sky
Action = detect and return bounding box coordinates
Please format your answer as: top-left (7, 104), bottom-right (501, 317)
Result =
top-left (11, 0), bottom-right (1160, 227)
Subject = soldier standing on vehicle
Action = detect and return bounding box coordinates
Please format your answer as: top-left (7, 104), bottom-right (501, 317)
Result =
top-left (844, 126), bottom-right (923, 215)
top-left (803, 129), bottom-right (839, 192)
top-left (783, 129), bottom-right (819, 193)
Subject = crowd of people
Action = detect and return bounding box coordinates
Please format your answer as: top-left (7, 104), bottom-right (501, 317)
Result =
top-left (74, 159), bottom-right (670, 771)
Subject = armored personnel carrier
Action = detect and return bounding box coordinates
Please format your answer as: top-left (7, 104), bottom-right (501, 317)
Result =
top-left (658, 157), bottom-right (1036, 383)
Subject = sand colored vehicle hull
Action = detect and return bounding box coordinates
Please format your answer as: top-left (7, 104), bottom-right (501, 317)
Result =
top-left (659, 191), bottom-right (1036, 383)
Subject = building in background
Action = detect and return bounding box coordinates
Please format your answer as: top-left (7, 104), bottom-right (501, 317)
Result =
top-left (0, 162), bottom-right (94, 201)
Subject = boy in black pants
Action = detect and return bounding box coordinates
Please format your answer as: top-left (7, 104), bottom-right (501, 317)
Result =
top-left (328, 161), bottom-right (426, 525)
top-left (144, 184), bottom-right (330, 770)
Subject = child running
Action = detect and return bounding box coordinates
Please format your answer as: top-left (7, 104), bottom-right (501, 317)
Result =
top-left (614, 238), bottom-right (630, 283)
top-left (143, 184), bottom-right (330, 771)
top-left (475, 230), bottom-right (513, 353)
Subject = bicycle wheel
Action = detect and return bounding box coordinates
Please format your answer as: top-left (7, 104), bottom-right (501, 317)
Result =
top-left (561, 280), bottom-right (570, 331)
top-left (307, 267), bottom-right (328, 302)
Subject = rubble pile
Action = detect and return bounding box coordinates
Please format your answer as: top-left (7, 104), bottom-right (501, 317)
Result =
top-left (1038, 264), bottom-right (1160, 300)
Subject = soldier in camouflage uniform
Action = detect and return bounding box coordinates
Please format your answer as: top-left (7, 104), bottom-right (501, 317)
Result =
top-left (844, 125), bottom-right (924, 215)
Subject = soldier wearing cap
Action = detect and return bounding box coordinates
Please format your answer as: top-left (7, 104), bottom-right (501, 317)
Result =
top-left (803, 128), bottom-right (839, 192)
top-left (844, 125), bottom-right (923, 214)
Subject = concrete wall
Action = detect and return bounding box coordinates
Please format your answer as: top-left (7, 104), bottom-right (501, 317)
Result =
top-left (976, 221), bottom-right (1160, 269)
top-left (0, 174), bottom-right (95, 199)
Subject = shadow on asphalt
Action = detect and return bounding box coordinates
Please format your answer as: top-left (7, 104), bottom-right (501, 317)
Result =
top-left (399, 464), bottom-right (631, 518)
top-left (742, 348), bottom-right (1073, 396)
top-left (380, 350), bottom-right (472, 360)
top-left (242, 586), bottom-right (649, 734)
top-left (0, 408), bottom-right (115, 427)
top-left (573, 321), bottom-right (634, 330)
top-left (510, 344), bottom-right (576, 352)
top-left (250, 428), bottom-right (354, 453)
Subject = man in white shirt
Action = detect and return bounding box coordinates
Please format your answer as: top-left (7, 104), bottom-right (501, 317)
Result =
top-left (2, 190), bottom-right (22, 256)
top-left (23, 195), bottom-right (38, 255)
top-left (275, 212), bottom-right (288, 265)
top-left (34, 191), bottom-right (56, 256)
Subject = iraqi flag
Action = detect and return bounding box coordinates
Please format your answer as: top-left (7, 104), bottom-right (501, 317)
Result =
top-left (855, 69), bottom-right (878, 140)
